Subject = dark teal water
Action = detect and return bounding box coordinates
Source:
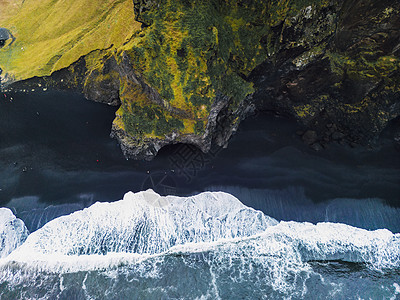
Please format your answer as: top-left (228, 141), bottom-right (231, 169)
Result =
top-left (0, 90), bottom-right (399, 299)
top-left (0, 90), bottom-right (399, 232)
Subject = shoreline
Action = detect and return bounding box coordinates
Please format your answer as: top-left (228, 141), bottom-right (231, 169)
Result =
top-left (0, 90), bottom-right (399, 232)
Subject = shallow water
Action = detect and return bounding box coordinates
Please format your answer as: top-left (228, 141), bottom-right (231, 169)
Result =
top-left (0, 191), bottom-right (399, 300)
top-left (0, 90), bottom-right (399, 231)
top-left (0, 90), bottom-right (399, 299)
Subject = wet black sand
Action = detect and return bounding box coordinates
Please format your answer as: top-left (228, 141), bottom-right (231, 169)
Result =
top-left (1, 90), bottom-right (399, 232)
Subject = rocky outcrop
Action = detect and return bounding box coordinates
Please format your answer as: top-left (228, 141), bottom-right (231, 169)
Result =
top-left (109, 52), bottom-right (232, 160)
top-left (1, 0), bottom-right (399, 159)
top-left (250, 0), bottom-right (400, 148)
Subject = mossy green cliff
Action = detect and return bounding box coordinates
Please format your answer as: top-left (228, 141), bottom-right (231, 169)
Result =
top-left (1, 0), bottom-right (399, 158)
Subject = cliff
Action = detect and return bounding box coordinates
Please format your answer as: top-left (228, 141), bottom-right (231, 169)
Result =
top-left (1, 0), bottom-right (399, 159)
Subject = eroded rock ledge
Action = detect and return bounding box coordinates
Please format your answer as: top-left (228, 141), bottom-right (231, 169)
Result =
top-left (1, 0), bottom-right (399, 160)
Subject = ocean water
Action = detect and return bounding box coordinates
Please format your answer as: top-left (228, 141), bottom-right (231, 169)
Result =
top-left (0, 90), bottom-right (399, 299)
top-left (0, 190), bottom-right (399, 299)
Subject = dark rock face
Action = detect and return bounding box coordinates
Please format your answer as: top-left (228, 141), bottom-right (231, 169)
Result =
top-left (250, 0), bottom-right (400, 147)
top-left (82, 56), bottom-right (121, 106)
top-left (109, 96), bottom-right (224, 161)
top-left (302, 130), bottom-right (318, 145)
top-left (109, 54), bottom-right (233, 160)
top-left (123, 0), bottom-right (399, 158)
top-left (5, 0), bottom-right (399, 160)
top-left (132, 0), bottom-right (157, 27)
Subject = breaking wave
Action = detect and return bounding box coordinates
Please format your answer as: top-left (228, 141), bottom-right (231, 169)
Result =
top-left (7, 190), bottom-right (276, 257)
top-left (0, 190), bottom-right (399, 299)
top-left (0, 208), bottom-right (28, 258)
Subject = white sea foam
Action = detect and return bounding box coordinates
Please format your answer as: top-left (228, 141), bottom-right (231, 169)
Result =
top-left (3, 190), bottom-right (276, 269)
top-left (269, 221), bottom-right (400, 269)
top-left (0, 190), bottom-right (399, 277)
top-left (0, 190), bottom-right (399, 300)
top-left (0, 208), bottom-right (29, 258)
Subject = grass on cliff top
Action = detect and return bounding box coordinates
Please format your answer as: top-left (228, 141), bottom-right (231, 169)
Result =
top-left (115, 0), bottom-right (337, 139)
top-left (1, 0), bottom-right (342, 141)
top-left (0, 0), bottom-right (141, 80)
top-left (0, 0), bottom-right (23, 23)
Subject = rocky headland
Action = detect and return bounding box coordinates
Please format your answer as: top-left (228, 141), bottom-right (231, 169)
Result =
top-left (0, 0), bottom-right (399, 159)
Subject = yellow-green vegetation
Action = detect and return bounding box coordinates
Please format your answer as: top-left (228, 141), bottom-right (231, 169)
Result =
top-left (267, 0), bottom-right (331, 26)
top-left (294, 93), bottom-right (394, 136)
top-left (289, 1), bottom-right (400, 135)
top-left (0, 0), bottom-right (22, 23)
top-left (0, 0), bottom-right (344, 145)
top-left (117, 74), bottom-right (186, 137)
top-left (2, 0), bottom-right (396, 154)
top-left (115, 0), bottom-right (336, 140)
top-left (326, 5), bottom-right (400, 92)
top-left (119, 0), bottom-right (269, 134)
top-left (294, 94), bottom-right (329, 118)
top-left (327, 51), bottom-right (400, 90)
top-left (295, 93), bottom-right (371, 118)
top-left (0, 0), bottom-right (141, 80)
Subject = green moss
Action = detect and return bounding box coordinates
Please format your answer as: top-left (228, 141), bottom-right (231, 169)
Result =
top-left (194, 120), bottom-right (205, 134)
top-left (327, 50), bottom-right (400, 92)
top-left (121, 103), bottom-right (153, 136)
top-left (116, 74), bottom-right (189, 138)
top-left (324, 3), bottom-right (400, 93)
top-left (6, 0), bottom-right (396, 149)
top-left (125, 0), bottom-right (339, 117)
top-left (1, 0), bottom-right (343, 140)
top-left (121, 101), bottom-right (185, 138)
